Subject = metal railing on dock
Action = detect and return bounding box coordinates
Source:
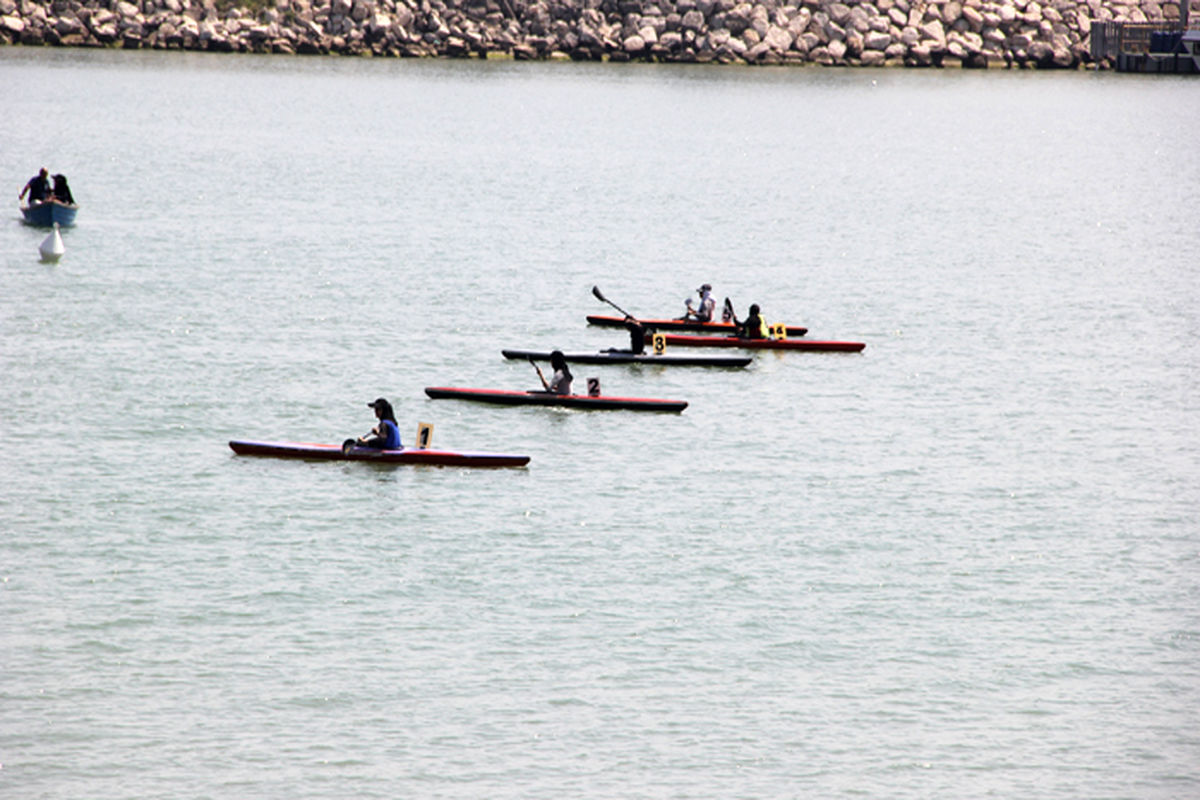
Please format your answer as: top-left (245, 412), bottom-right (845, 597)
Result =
top-left (1093, 21), bottom-right (1184, 58)
top-left (1090, 15), bottom-right (1200, 73)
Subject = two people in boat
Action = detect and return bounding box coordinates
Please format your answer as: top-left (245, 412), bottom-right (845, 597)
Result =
top-left (344, 397), bottom-right (402, 452)
top-left (681, 284), bottom-right (768, 339)
top-left (20, 168), bottom-right (75, 206)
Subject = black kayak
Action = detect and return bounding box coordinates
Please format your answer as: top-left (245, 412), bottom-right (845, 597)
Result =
top-left (425, 386), bottom-right (687, 412)
top-left (501, 348), bottom-right (751, 368)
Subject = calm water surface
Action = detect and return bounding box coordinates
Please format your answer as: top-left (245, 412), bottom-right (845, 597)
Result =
top-left (1, 48), bottom-right (1198, 798)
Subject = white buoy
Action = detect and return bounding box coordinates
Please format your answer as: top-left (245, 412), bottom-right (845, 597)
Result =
top-left (39, 223), bottom-right (64, 262)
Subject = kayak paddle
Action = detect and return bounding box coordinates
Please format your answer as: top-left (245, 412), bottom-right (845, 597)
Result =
top-left (724, 297), bottom-right (742, 330)
top-left (528, 356), bottom-right (550, 391)
top-left (591, 285), bottom-right (638, 322)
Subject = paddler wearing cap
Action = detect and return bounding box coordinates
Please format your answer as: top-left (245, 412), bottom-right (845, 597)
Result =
top-left (349, 397), bottom-right (402, 451)
top-left (683, 283), bottom-right (716, 323)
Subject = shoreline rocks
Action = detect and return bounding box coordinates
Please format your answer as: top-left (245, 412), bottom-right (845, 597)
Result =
top-left (0, 0), bottom-right (1195, 68)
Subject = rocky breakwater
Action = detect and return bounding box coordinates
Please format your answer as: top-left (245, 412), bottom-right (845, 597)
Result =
top-left (0, 0), bottom-right (1190, 67)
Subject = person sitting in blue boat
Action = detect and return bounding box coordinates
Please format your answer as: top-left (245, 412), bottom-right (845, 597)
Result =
top-left (346, 397), bottom-right (402, 451)
top-left (537, 351), bottom-right (573, 394)
top-left (682, 283), bottom-right (716, 322)
top-left (19, 168), bottom-right (50, 205)
top-left (51, 174), bottom-right (75, 205)
top-left (733, 303), bottom-right (768, 339)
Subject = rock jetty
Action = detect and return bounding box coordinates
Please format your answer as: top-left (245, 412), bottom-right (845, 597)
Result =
top-left (0, 0), bottom-right (1194, 67)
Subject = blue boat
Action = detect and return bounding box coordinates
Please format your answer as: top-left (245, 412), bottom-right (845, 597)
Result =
top-left (21, 200), bottom-right (78, 228)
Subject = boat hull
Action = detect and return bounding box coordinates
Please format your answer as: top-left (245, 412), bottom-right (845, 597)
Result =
top-left (501, 348), bottom-right (751, 367)
top-left (425, 386), bottom-right (687, 412)
top-left (229, 439), bottom-right (530, 467)
top-left (587, 314), bottom-right (807, 337)
top-left (21, 201), bottom-right (78, 228)
top-left (645, 333), bottom-right (865, 352)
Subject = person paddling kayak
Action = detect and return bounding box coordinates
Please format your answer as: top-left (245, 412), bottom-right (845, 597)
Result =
top-left (345, 397), bottom-right (402, 451)
top-left (732, 303), bottom-right (769, 339)
top-left (532, 351), bottom-right (573, 394)
top-left (602, 316), bottom-right (647, 355)
top-left (682, 283), bottom-right (716, 322)
top-left (625, 317), bottom-right (646, 354)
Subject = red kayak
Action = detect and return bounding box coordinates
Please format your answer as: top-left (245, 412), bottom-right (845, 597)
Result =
top-left (425, 386), bottom-right (687, 412)
top-left (645, 333), bottom-right (865, 352)
top-left (229, 439), bottom-right (530, 468)
top-left (587, 314), bottom-right (808, 337)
